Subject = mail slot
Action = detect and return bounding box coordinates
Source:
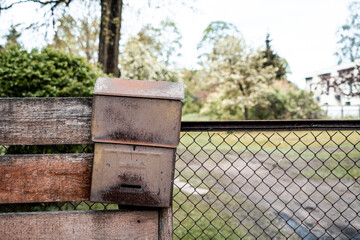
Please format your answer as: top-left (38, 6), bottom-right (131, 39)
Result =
top-left (90, 78), bottom-right (184, 207)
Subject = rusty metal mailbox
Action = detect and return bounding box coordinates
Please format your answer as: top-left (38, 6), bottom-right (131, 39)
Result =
top-left (90, 78), bottom-right (184, 207)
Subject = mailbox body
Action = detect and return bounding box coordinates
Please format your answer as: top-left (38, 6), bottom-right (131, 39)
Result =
top-left (91, 143), bottom-right (175, 207)
top-left (90, 78), bottom-right (183, 207)
top-left (91, 95), bottom-right (182, 148)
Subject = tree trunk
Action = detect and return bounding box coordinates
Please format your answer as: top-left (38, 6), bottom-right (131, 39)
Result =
top-left (244, 105), bottom-right (249, 120)
top-left (98, 0), bottom-right (122, 77)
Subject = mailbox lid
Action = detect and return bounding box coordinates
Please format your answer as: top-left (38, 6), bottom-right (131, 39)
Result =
top-left (92, 95), bottom-right (182, 148)
top-left (94, 78), bottom-right (184, 100)
top-left (90, 143), bottom-right (175, 207)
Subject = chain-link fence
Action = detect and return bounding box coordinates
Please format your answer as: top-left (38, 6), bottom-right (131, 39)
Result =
top-left (1, 120), bottom-right (359, 239)
top-left (173, 121), bottom-right (360, 240)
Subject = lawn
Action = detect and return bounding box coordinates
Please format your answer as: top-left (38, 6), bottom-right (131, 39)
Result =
top-left (177, 130), bottom-right (360, 180)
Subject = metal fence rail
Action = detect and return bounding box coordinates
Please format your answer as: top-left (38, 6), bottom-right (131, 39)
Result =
top-left (174, 120), bottom-right (360, 240)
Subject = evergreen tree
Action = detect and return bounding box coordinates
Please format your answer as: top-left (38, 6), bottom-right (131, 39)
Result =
top-left (5, 24), bottom-right (21, 46)
top-left (261, 34), bottom-right (288, 80)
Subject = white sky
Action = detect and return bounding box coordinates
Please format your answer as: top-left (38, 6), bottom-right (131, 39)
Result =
top-left (0, 0), bottom-right (354, 88)
top-left (176, 0), bottom-right (354, 88)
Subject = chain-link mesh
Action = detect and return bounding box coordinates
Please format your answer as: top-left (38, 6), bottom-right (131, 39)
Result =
top-left (174, 130), bottom-right (360, 240)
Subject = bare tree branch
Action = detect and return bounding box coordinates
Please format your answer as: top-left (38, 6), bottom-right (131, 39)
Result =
top-left (0, 0), bottom-right (73, 12)
top-left (0, 0), bottom-right (35, 11)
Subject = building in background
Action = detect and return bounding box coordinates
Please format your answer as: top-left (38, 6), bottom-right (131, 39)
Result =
top-left (305, 61), bottom-right (360, 118)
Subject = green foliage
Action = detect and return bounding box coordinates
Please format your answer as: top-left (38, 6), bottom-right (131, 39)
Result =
top-left (119, 22), bottom-right (180, 82)
top-left (49, 0), bottom-right (100, 64)
top-left (181, 69), bottom-right (205, 115)
top-left (119, 36), bottom-right (179, 82)
top-left (261, 34), bottom-right (289, 80)
top-left (197, 21), bottom-right (323, 120)
top-left (200, 35), bottom-right (276, 120)
top-left (250, 88), bottom-right (325, 120)
top-left (5, 24), bottom-right (21, 47)
top-left (182, 89), bottom-right (202, 115)
top-left (197, 21), bottom-right (242, 64)
top-left (198, 21), bottom-right (240, 54)
top-left (335, 1), bottom-right (360, 63)
top-left (0, 45), bottom-right (104, 97)
top-left (137, 19), bottom-right (182, 66)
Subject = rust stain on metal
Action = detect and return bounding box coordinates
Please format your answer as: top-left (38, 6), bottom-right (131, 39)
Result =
top-left (100, 173), bottom-right (161, 207)
top-left (90, 78), bottom-right (183, 208)
top-left (106, 131), bottom-right (162, 146)
top-left (117, 173), bottom-right (143, 183)
top-left (94, 78), bottom-right (184, 100)
top-left (90, 144), bottom-right (174, 207)
top-left (91, 96), bottom-right (182, 148)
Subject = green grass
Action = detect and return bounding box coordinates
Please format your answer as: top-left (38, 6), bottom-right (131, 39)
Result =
top-left (182, 113), bottom-right (214, 121)
top-left (173, 183), bottom-right (298, 240)
top-left (178, 130), bottom-right (360, 181)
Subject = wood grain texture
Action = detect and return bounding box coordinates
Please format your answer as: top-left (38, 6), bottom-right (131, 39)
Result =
top-left (0, 97), bottom-right (173, 239)
top-left (159, 207), bottom-right (173, 240)
top-left (0, 154), bottom-right (92, 203)
top-left (0, 210), bottom-right (158, 240)
top-left (0, 98), bottom-right (92, 145)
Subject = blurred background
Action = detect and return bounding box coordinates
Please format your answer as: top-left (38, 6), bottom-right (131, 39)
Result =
top-left (0, 0), bottom-right (359, 120)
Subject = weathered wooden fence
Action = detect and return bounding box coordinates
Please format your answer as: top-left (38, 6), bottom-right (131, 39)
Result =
top-left (0, 97), bottom-right (172, 239)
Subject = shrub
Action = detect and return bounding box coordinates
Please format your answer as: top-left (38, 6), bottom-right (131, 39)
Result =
top-left (0, 45), bottom-right (105, 212)
top-left (0, 45), bottom-right (104, 97)
top-left (0, 45), bottom-right (103, 156)
top-left (250, 88), bottom-right (325, 120)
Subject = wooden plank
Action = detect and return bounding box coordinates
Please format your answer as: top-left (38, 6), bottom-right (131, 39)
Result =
top-left (159, 207), bottom-right (173, 240)
top-left (0, 98), bottom-right (92, 145)
top-left (0, 154), bottom-right (92, 203)
top-left (0, 210), bottom-right (158, 240)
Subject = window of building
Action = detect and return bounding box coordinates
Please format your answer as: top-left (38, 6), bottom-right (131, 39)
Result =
top-left (319, 73), bottom-right (331, 95)
top-left (345, 102), bottom-right (351, 106)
